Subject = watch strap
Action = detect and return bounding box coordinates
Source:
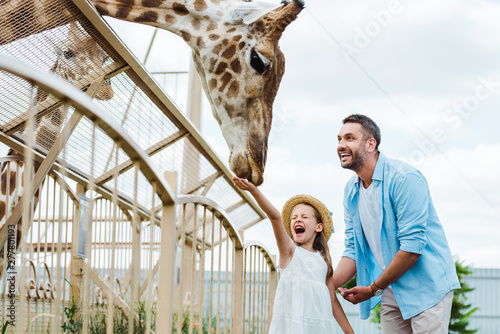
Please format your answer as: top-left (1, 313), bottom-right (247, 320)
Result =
top-left (370, 282), bottom-right (381, 295)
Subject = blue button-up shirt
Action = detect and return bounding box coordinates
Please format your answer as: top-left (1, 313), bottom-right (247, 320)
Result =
top-left (342, 153), bottom-right (460, 320)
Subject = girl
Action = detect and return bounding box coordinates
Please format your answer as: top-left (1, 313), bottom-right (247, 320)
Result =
top-left (233, 177), bottom-right (354, 334)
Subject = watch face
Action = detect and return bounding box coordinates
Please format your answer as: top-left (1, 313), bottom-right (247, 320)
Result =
top-left (374, 289), bottom-right (384, 297)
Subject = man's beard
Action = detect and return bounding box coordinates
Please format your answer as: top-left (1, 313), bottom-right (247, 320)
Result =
top-left (341, 150), bottom-right (367, 172)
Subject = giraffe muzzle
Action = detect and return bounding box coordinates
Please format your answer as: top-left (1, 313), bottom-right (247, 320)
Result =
top-left (230, 150), bottom-right (265, 186)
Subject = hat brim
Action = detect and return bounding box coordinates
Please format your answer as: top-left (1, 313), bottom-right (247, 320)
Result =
top-left (281, 194), bottom-right (333, 241)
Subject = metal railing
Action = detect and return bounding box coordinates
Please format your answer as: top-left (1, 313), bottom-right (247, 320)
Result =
top-left (0, 55), bottom-right (278, 333)
top-left (0, 54), bottom-right (176, 333)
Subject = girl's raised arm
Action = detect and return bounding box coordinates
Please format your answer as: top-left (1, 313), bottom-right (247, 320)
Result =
top-left (233, 177), bottom-right (294, 264)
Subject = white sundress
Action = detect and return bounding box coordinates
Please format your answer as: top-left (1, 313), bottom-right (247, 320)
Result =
top-left (269, 245), bottom-right (337, 333)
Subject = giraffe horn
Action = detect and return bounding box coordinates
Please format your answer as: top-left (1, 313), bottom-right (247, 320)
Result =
top-left (265, 0), bottom-right (304, 41)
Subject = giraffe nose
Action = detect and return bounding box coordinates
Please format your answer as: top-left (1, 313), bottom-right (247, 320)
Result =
top-left (229, 150), bottom-right (265, 186)
top-left (230, 151), bottom-right (252, 181)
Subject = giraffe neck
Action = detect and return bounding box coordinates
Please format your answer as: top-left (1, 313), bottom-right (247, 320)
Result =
top-left (90, 0), bottom-right (232, 43)
top-left (0, 0), bottom-right (71, 45)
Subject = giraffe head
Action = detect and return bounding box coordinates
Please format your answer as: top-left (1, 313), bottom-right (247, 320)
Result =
top-left (33, 22), bottom-right (115, 150)
top-left (40, 22), bottom-right (114, 103)
top-left (91, 0), bottom-right (304, 185)
top-left (192, 0), bottom-right (304, 185)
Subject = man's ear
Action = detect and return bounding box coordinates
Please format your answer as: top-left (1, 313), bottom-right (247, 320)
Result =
top-left (366, 138), bottom-right (377, 153)
top-left (227, 1), bottom-right (283, 25)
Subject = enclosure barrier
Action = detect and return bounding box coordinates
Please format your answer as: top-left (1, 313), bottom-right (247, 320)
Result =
top-left (0, 55), bottom-right (278, 333)
top-left (243, 242), bottom-right (278, 334)
top-left (0, 54), bottom-right (176, 333)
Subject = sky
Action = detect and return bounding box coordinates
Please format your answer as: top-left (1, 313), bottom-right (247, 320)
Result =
top-left (101, 0), bottom-right (500, 269)
top-left (3, 0), bottom-right (498, 269)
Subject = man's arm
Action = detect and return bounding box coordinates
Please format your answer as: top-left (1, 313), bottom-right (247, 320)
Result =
top-left (332, 256), bottom-right (356, 289)
top-left (338, 250), bottom-right (420, 304)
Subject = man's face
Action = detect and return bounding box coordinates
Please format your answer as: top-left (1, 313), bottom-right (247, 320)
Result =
top-left (337, 122), bottom-right (368, 172)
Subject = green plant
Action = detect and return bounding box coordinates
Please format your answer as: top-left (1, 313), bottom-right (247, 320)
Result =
top-left (171, 311), bottom-right (220, 334)
top-left (61, 279), bottom-right (82, 333)
top-left (88, 300), bottom-right (157, 334)
top-left (1, 321), bottom-right (9, 334)
top-left (449, 261), bottom-right (478, 334)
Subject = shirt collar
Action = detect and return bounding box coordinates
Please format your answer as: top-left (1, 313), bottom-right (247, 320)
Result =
top-left (372, 152), bottom-right (386, 181)
top-left (353, 152), bottom-right (386, 188)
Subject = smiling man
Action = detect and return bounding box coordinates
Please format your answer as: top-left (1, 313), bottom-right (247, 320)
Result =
top-left (332, 114), bottom-right (460, 333)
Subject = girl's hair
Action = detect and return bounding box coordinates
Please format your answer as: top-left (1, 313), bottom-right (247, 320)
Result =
top-left (296, 203), bottom-right (334, 278)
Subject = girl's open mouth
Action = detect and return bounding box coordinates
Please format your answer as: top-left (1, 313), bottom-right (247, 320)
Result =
top-left (294, 226), bottom-right (305, 236)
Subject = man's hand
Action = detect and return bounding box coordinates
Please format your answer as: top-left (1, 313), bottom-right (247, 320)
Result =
top-left (338, 286), bottom-right (374, 304)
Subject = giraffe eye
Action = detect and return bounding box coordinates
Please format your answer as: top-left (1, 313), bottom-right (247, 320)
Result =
top-left (63, 50), bottom-right (76, 59)
top-left (250, 49), bottom-right (268, 75)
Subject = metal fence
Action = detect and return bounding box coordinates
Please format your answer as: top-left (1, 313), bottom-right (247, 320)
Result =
top-left (0, 1), bottom-right (280, 332)
top-left (0, 54), bottom-right (278, 333)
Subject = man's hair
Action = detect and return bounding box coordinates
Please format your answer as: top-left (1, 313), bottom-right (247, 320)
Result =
top-left (342, 114), bottom-right (381, 150)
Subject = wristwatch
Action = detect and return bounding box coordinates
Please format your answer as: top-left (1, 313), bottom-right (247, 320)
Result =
top-left (370, 282), bottom-right (384, 297)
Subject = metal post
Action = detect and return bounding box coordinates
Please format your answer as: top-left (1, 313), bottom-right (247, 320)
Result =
top-left (69, 184), bottom-right (87, 309)
top-left (267, 255), bottom-right (277, 332)
top-left (232, 230), bottom-right (244, 334)
top-left (156, 171), bottom-right (178, 334)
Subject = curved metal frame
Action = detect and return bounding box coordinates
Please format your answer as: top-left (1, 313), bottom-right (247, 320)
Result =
top-left (244, 241), bottom-right (277, 271)
top-left (176, 194), bottom-right (244, 249)
top-left (0, 54), bottom-right (175, 206)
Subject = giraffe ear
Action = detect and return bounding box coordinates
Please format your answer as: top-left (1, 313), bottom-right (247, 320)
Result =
top-left (227, 1), bottom-right (283, 25)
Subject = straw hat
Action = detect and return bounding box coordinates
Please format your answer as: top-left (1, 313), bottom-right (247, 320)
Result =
top-left (281, 194), bottom-right (334, 241)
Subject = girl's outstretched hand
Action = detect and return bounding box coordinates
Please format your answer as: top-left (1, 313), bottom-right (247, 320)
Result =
top-left (233, 177), bottom-right (257, 193)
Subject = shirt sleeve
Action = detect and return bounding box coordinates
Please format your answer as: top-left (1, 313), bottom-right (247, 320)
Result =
top-left (342, 187), bottom-right (356, 260)
top-left (392, 173), bottom-right (429, 254)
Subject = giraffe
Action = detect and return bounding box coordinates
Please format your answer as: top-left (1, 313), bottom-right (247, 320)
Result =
top-left (1, 0), bottom-right (304, 185)
top-left (0, 22), bottom-right (114, 270)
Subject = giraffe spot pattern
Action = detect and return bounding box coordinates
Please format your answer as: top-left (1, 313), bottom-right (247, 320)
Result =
top-left (207, 22), bottom-right (217, 31)
top-left (232, 35), bottom-right (242, 42)
top-left (226, 27), bottom-right (236, 33)
top-left (208, 78), bottom-right (218, 91)
top-left (224, 102), bottom-right (235, 113)
top-left (172, 3), bottom-right (189, 15)
top-left (212, 44), bottom-right (222, 55)
top-left (165, 14), bottom-right (177, 25)
top-left (193, 0), bottom-right (208, 12)
top-left (191, 18), bottom-right (201, 30)
top-left (209, 34), bottom-right (219, 41)
top-left (219, 72), bottom-right (232, 92)
top-left (214, 62), bottom-right (227, 75)
top-left (196, 37), bottom-right (205, 48)
top-left (0, 202), bottom-right (5, 223)
top-left (208, 58), bottom-right (217, 72)
top-left (231, 59), bottom-right (241, 74)
top-left (134, 11), bottom-right (159, 22)
top-left (221, 45), bottom-right (236, 59)
top-left (180, 31), bottom-right (192, 42)
top-left (238, 41), bottom-right (246, 50)
top-left (94, 3), bottom-right (109, 16)
top-left (116, 5), bottom-right (133, 19)
top-left (1, 170), bottom-right (17, 196)
top-left (36, 126), bottom-right (59, 149)
top-left (227, 81), bottom-right (240, 99)
top-left (210, 0), bottom-right (221, 4)
top-left (142, 0), bottom-right (165, 7)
